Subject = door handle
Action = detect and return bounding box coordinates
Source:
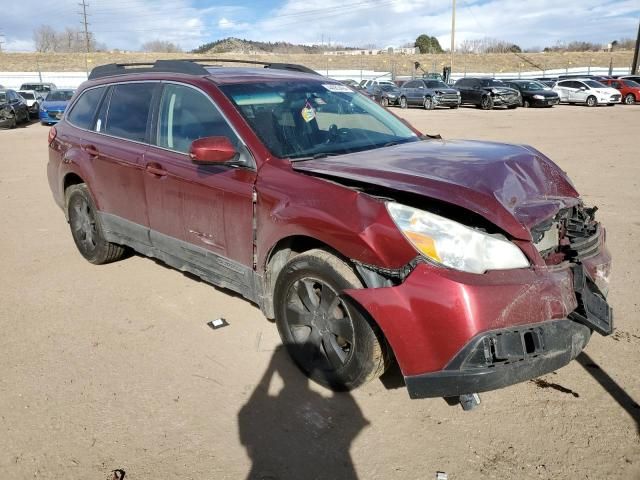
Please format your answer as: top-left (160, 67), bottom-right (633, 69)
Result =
top-left (145, 163), bottom-right (167, 177)
top-left (82, 144), bottom-right (99, 157)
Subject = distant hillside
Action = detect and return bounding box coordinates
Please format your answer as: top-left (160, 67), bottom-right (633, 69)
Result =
top-left (192, 37), bottom-right (353, 54)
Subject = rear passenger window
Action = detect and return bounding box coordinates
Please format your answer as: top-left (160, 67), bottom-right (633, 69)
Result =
top-left (155, 83), bottom-right (238, 154)
top-left (67, 87), bottom-right (106, 130)
top-left (105, 83), bottom-right (154, 142)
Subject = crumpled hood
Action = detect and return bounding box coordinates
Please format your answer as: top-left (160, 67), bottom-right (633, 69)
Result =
top-left (483, 87), bottom-right (518, 95)
top-left (292, 139), bottom-right (581, 240)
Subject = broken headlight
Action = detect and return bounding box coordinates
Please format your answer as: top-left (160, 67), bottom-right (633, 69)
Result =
top-left (386, 202), bottom-right (530, 274)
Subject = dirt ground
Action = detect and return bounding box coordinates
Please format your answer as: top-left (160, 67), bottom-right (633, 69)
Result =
top-left (1, 103), bottom-right (639, 480)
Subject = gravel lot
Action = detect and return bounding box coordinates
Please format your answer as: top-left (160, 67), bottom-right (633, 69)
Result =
top-left (1, 104), bottom-right (639, 479)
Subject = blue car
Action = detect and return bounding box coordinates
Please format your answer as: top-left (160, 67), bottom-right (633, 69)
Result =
top-left (39, 89), bottom-right (75, 125)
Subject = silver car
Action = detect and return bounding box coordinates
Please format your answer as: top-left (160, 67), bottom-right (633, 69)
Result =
top-left (553, 79), bottom-right (621, 107)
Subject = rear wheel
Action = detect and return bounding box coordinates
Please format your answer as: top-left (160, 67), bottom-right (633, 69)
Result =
top-left (480, 95), bottom-right (494, 110)
top-left (274, 249), bottom-right (389, 391)
top-left (586, 95), bottom-right (597, 107)
top-left (399, 96), bottom-right (407, 109)
top-left (66, 184), bottom-right (126, 264)
top-left (624, 93), bottom-right (636, 105)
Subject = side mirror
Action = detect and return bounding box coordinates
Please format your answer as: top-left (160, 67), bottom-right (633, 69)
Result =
top-left (189, 136), bottom-right (237, 165)
top-left (579, 87), bottom-right (586, 91)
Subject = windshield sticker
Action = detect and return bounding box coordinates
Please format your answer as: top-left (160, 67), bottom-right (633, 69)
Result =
top-left (301, 101), bottom-right (316, 123)
top-left (322, 83), bottom-right (352, 93)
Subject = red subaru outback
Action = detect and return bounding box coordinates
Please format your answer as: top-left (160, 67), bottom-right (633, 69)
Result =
top-left (47, 60), bottom-right (613, 403)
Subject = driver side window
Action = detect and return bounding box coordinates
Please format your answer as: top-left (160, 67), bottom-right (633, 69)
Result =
top-left (156, 84), bottom-right (239, 154)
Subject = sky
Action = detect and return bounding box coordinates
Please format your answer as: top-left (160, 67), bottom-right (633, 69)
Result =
top-left (1, 0), bottom-right (638, 53)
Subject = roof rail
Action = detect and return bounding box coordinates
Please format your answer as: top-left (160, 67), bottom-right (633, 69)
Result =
top-left (88, 58), bottom-right (320, 80)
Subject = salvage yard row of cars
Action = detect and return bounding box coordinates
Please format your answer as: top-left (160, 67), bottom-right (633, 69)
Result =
top-left (356, 74), bottom-right (640, 110)
top-left (0, 82), bottom-right (75, 128)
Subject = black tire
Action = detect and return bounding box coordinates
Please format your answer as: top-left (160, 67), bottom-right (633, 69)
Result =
top-left (423, 96), bottom-right (434, 110)
top-left (507, 104), bottom-right (518, 109)
top-left (399, 96), bottom-right (407, 109)
top-left (66, 184), bottom-right (126, 264)
top-left (624, 93), bottom-right (636, 105)
top-left (8, 109), bottom-right (17, 129)
top-left (586, 95), bottom-right (597, 107)
top-left (480, 95), bottom-right (494, 110)
top-left (381, 97), bottom-right (389, 107)
top-left (274, 249), bottom-right (389, 391)
top-left (523, 100), bottom-right (530, 108)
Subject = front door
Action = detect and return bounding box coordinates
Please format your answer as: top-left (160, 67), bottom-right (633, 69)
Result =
top-left (143, 82), bottom-right (256, 287)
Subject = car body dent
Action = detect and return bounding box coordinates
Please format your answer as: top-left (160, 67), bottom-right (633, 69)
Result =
top-left (291, 139), bottom-right (580, 241)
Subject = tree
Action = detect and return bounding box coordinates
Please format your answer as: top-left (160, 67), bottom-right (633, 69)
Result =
top-left (415, 34), bottom-right (444, 54)
top-left (32, 25), bottom-right (104, 52)
top-left (141, 40), bottom-right (183, 53)
top-left (33, 25), bottom-right (59, 53)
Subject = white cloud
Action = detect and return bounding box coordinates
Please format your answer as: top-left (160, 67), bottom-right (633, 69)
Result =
top-left (0, 0), bottom-right (637, 53)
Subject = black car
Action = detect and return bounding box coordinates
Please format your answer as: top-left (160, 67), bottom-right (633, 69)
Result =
top-left (365, 83), bottom-right (402, 106)
top-left (503, 80), bottom-right (560, 107)
top-left (454, 77), bottom-right (520, 110)
top-left (0, 89), bottom-right (30, 128)
top-left (399, 79), bottom-right (461, 109)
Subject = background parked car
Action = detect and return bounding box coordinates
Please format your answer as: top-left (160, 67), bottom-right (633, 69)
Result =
top-left (553, 79), bottom-right (621, 107)
top-left (365, 83), bottom-right (402, 106)
top-left (340, 79), bottom-right (359, 88)
top-left (536, 79), bottom-right (558, 88)
top-left (39, 89), bottom-right (75, 125)
top-left (19, 82), bottom-right (57, 96)
top-left (18, 90), bottom-right (45, 118)
top-left (503, 80), bottom-right (560, 107)
top-left (454, 77), bottom-right (520, 110)
top-left (0, 89), bottom-right (30, 128)
top-left (358, 79), bottom-right (396, 89)
top-left (399, 79), bottom-right (461, 109)
top-left (600, 78), bottom-right (640, 105)
top-left (620, 75), bottom-right (640, 85)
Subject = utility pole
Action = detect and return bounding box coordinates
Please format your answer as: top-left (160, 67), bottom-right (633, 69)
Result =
top-left (78, 0), bottom-right (91, 74)
top-left (0, 32), bottom-right (5, 53)
top-left (450, 0), bottom-right (456, 73)
top-left (632, 19), bottom-right (640, 75)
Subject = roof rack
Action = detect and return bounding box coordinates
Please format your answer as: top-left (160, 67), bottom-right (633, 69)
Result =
top-left (88, 58), bottom-right (320, 80)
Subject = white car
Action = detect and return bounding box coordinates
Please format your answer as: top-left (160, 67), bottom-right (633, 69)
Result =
top-left (553, 79), bottom-right (621, 107)
top-left (17, 90), bottom-right (45, 118)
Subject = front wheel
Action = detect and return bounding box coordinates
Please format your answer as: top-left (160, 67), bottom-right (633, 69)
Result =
top-left (381, 97), bottom-right (389, 107)
top-left (624, 93), bottom-right (636, 105)
top-left (423, 96), bottom-right (434, 110)
top-left (522, 100), bottom-right (530, 108)
top-left (66, 184), bottom-right (126, 264)
top-left (399, 96), bottom-right (407, 109)
top-left (586, 95), bottom-right (597, 107)
top-left (274, 249), bottom-right (389, 391)
top-left (480, 95), bottom-right (494, 110)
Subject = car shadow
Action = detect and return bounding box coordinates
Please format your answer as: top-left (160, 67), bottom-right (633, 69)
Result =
top-left (577, 352), bottom-right (640, 434)
top-left (238, 344), bottom-right (368, 480)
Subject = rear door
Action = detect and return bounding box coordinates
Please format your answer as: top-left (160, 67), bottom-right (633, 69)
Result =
top-left (63, 84), bottom-right (151, 241)
top-left (143, 82), bottom-right (256, 278)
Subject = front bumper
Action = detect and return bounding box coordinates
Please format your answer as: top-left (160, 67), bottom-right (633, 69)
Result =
top-left (346, 243), bottom-right (612, 398)
top-left (39, 110), bottom-right (64, 124)
top-left (493, 95), bottom-right (520, 106)
top-left (531, 97), bottom-right (559, 106)
top-left (404, 319), bottom-right (591, 398)
top-left (433, 94), bottom-right (461, 106)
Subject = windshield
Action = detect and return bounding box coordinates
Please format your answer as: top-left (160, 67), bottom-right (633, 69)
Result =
top-left (46, 90), bottom-right (74, 101)
top-left (480, 79), bottom-right (506, 87)
top-left (20, 92), bottom-right (35, 99)
top-left (220, 80), bottom-right (419, 160)
top-left (22, 84), bottom-right (52, 92)
top-left (514, 81), bottom-right (547, 91)
top-left (425, 80), bottom-right (449, 89)
top-left (583, 80), bottom-right (606, 89)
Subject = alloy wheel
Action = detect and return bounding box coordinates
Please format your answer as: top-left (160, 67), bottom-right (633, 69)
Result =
top-left (283, 277), bottom-right (354, 371)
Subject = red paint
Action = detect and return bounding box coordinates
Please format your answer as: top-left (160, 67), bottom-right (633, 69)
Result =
top-left (189, 136), bottom-right (237, 164)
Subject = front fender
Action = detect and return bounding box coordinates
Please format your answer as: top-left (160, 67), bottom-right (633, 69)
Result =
top-left (255, 160), bottom-right (417, 270)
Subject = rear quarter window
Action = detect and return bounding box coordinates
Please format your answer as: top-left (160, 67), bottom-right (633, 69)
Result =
top-left (67, 87), bottom-right (107, 130)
